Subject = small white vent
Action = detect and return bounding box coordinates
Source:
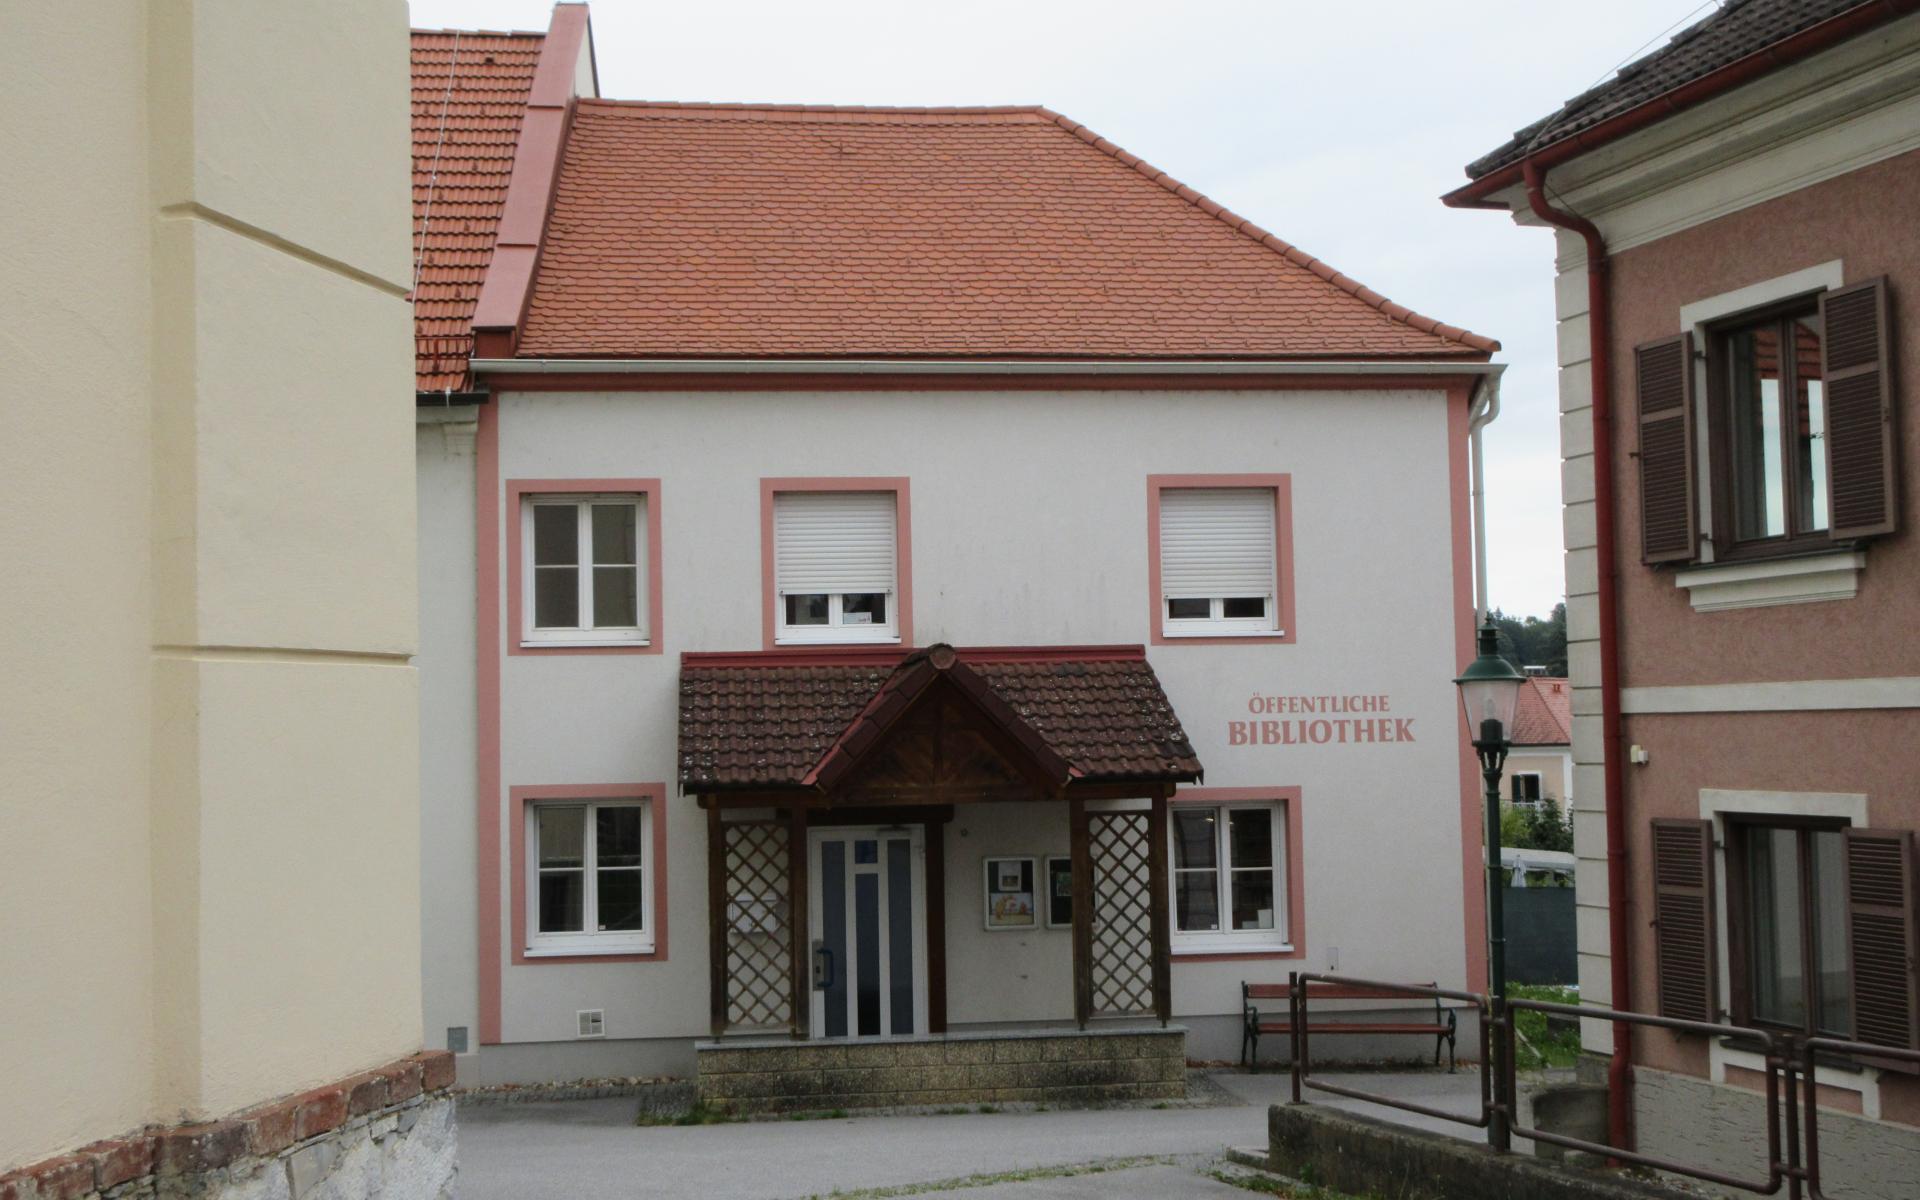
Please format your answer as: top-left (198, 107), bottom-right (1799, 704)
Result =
top-left (576, 1009), bottom-right (605, 1039)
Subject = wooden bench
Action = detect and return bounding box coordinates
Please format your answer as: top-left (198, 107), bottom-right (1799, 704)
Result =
top-left (1242, 981), bottom-right (1456, 1072)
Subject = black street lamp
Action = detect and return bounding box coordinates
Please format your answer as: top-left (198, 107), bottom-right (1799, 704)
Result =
top-left (1454, 618), bottom-right (1526, 1003)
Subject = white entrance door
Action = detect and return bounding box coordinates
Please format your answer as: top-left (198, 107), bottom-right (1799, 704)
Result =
top-left (808, 826), bottom-right (928, 1039)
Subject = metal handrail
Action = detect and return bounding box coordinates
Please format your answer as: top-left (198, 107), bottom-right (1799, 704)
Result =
top-left (1288, 972), bottom-right (1493, 1131)
top-left (1799, 1036), bottom-right (1920, 1200)
top-left (1501, 997), bottom-right (1795, 1195)
top-left (1285, 973), bottom-right (1920, 1200)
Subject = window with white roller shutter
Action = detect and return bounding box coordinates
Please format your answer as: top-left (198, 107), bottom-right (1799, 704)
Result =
top-left (774, 490), bottom-right (900, 643)
top-left (1158, 487), bottom-right (1279, 635)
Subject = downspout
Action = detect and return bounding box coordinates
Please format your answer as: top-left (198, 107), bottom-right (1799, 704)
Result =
top-left (1467, 370), bottom-right (1503, 621)
top-left (1521, 160), bottom-right (1633, 1154)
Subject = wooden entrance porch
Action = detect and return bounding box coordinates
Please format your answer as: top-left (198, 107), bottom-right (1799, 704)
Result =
top-left (679, 643), bottom-right (1205, 1042)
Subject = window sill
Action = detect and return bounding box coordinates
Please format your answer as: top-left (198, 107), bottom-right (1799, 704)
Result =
top-left (774, 633), bottom-right (902, 647)
top-left (1673, 551), bottom-right (1864, 613)
top-left (523, 941), bottom-right (655, 959)
top-left (1173, 942), bottom-right (1294, 958)
top-left (520, 638), bottom-right (651, 650)
top-left (1160, 628), bottom-right (1286, 640)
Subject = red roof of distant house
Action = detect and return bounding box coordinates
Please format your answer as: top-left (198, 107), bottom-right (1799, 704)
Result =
top-left (1512, 676), bottom-right (1573, 747)
top-left (514, 102), bottom-right (1498, 361)
top-left (678, 644), bottom-right (1203, 791)
top-left (411, 28), bottom-right (545, 391)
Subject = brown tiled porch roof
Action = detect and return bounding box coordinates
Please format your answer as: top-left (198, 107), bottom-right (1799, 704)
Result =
top-left (678, 644), bottom-right (1202, 792)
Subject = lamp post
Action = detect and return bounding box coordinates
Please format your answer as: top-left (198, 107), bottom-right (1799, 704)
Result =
top-left (1456, 617), bottom-right (1525, 1152)
top-left (1455, 617), bottom-right (1526, 1001)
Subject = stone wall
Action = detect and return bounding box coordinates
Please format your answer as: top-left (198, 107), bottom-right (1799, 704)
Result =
top-left (0, 1053), bottom-right (456, 1200)
top-left (696, 1028), bottom-right (1185, 1114)
top-left (1633, 1066), bottom-right (1920, 1200)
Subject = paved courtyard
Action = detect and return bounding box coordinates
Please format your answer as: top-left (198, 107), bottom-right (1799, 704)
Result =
top-left (454, 1069), bottom-right (1494, 1199)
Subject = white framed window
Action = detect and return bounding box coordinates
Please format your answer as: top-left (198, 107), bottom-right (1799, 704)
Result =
top-left (1510, 773), bottom-right (1543, 804)
top-left (1170, 801), bottom-right (1288, 952)
top-left (774, 490), bottom-right (899, 645)
top-left (526, 799), bottom-right (653, 956)
top-left (1159, 487), bottom-right (1280, 636)
top-left (522, 494), bottom-right (647, 646)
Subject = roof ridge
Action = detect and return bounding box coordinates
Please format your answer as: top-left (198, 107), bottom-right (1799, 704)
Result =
top-left (410, 27), bottom-right (548, 39)
top-left (576, 98), bottom-right (1051, 116)
top-left (1033, 106), bottom-right (1498, 354)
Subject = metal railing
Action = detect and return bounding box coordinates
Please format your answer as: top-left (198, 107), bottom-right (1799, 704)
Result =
top-left (1284, 971), bottom-right (1916, 1199)
top-left (1288, 973), bottom-right (1493, 1131)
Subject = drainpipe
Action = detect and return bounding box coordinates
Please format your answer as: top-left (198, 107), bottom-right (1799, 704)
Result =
top-left (1468, 370), bottom-right (1503, 622)
top-left (1520, 160), bottom-right (1633, 1154)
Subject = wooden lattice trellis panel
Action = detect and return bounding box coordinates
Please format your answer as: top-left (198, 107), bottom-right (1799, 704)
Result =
top-left (723, 820), bottom-right (792, 1032)
top-left (1089, 811), bottom-right (1155, 1017)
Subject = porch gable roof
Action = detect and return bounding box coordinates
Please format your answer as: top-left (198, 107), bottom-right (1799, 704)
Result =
top-left (678, 643), bottom-right (1203, 794)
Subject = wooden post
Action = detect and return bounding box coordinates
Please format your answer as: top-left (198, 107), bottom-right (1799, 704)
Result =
top-left (1148, 789), bottom-right (1173, 1026)
top-left (1069, 794), bottom-right (1093, 1028)
top-left (925, 819), bottom-right (948, 1034)
top-left (707, 800), bottom-right (727, 1038)
top-left (788, 803), bottom-right (810, 1040)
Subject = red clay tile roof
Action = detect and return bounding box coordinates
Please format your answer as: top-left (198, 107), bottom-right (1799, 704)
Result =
top-left (678, 645), bottom-right (1203, 792)
top-left (517, 102), bottom-right (1498, 360)
top-left (1512, 676), bottom-right (1573, 747)
top-left (411, 29), bottom-right (545, 392)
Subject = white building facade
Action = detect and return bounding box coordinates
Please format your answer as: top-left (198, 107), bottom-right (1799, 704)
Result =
top-left (411, 31), bottom-right (1502, 1086)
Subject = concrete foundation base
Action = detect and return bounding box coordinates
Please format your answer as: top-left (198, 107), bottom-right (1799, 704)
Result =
top-left (1267, 1102), bottom-right (1693, 1200)
top-left (696, 1026), bottom-right (1187, 1114)
top-left (1632, 1065), bottom-right (1920, 1200)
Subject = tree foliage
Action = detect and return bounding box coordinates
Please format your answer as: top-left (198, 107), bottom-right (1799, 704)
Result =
top-left (1489, 602), bottom-right (1567, 676)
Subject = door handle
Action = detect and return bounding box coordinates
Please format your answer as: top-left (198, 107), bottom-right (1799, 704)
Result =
top-left (813, 940), bottom-right (835, 990)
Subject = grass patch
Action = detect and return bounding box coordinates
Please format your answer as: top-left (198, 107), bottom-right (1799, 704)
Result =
top-left (1205, 1167), bottom-right (1370, 1198)
top-left (1509, 984), bottom-right (1581, 1070)
top-left (634, 1099), bottom-right (733, 1126)
top-left (808, 1155), bottom-right (1170, 1198)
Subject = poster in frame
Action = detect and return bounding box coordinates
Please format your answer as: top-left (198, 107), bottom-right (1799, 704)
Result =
top-left (982, 856), bottom-right (1037, 930)
top-left (1044, 855), bottom-right (1074, 929)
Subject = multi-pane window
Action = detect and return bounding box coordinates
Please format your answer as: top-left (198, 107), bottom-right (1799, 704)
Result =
top-left (1159, 488), bottom-right (1280, 635)
top-left (773, 490), bottom-right (899, 644)
top-left (524, 495), bottom-right (647, 645)
top-left (528, 800), bottom-right (651, 955)
top-left (1712, 304), bottom-right (1829, 556)
top-left (1510, 773), bottom-right (1543, 804)
top-left (1171, 802), bottom-right (1286, 951)
top-left (1730, 821), bottom-right (1851, 1038)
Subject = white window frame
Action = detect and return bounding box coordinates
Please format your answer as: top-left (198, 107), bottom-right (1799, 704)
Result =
top-left (1169, 800), bottom-right (1289, 953)
top-left (773, 491), bottom-right (900, 646)
top-left (521, 494), bottom-right (648, 647)
top-left (525, 798), bottom-right (653, 957)
top-left (1159, 487), bottom-right (1281, 638)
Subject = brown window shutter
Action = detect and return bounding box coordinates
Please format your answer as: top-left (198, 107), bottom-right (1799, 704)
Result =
top-left (1843, 828), bottom-right (1919, 1055)
top-left (1635, 334), bottom-right (1698, 564)
top-left (1651, 818), bottom-right (1716, 1023)
top-left (1820, 278), bottom-right (1899, 539)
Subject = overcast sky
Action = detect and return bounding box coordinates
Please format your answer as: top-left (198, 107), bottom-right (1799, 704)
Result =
top-left (409, 0), bottom-right (1718, 618)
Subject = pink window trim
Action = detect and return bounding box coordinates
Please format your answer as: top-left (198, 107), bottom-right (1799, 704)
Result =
top-left (509, 783), bottom-right (669, 966)
top-left (1168, 786), bottom-right (1306, 962)
top-left (1146, 474), bottom-right (1296, 646)
top-left (759, 477), bottom-right (913, 651)
top-left (505, 478), bottom-right (664, 656)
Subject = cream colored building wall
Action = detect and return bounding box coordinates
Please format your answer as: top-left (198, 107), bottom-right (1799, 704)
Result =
top-left (0, 2), bottom-right (160, 1167)
top-left (1, 0), bottom-right (421, 1170)
top-left (1504, 749), bottom-right (1573, 806)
